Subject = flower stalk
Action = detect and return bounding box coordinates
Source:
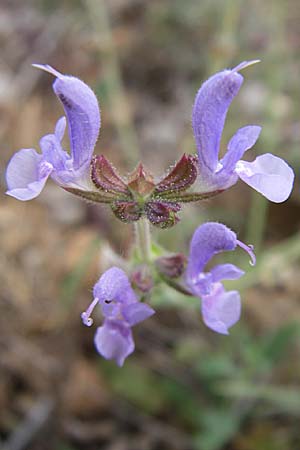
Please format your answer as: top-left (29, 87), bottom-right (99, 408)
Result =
top-left (134, 218), bottom-right (152, 263)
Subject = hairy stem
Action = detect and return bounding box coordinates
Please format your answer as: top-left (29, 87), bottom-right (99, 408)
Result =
top-left (134, 218), bottom-right (152, 263)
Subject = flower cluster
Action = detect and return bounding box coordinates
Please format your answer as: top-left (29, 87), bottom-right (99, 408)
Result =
top-left (6, 61), bottom-right (295, 366)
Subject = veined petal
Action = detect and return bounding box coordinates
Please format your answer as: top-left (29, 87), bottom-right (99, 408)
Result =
top-left (6, 149), bottom-right (52, 200)
top-left (94, 320), bottom-right (134, 366)
top-left (236, 153), bottom-right (294, 202)
top-left (33, 64), bottom-right (101, 171)
top-left (93, 267), bottom-right (137, 305)
top-left (221, 125), bottom-right (262, 172)
top-left (122, 302), bottom-right (155, 326)
top-left (211, 263), bottom-right (244, 282)
top-left (192, 68), bottom-right (243, 173)
top-left (201, 286), bottom-right (241, 335)
top-left (186, 222), bottom-right (237, 280)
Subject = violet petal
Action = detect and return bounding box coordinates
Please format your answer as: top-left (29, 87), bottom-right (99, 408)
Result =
top-left (210, 263), bottom-right (245, 282)
top-left (6, 149), bottom-right (52, 200)
top-left (122, 302), bottom-right (155, 326)
top-left (94, 320), bottom-right (134, 366)
top-left (201, 286), bottom-right (241, 335)
top-left (55, 116), bottom-right (67, 141)
top-left (236, 153), bottom-right (294, 202)
top-left (186, 222), bottom-right (237, 281)
top-left (221, 125), bottom-right (262, 172)
top-left (93, 267), bottom-right (137, 305)
top-left (34, 64), bottom-right (101, 171)
top-left (39, 129), bottom-right (69, 174)
top-left (192, 69), bottom-right (243, 173)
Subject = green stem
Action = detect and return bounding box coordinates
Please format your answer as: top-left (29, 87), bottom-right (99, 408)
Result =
top-left (134, 218), bottom-right (152, 263)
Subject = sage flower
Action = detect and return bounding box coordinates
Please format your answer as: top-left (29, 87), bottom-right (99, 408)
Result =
top-left (6, 65), bottom-right (100, 200)
top-left (192, 61), bottom-right (294, 202)
top-left (81, 267), bottom-right (155, 366)
top-left (185, 222), bottom-right (255, 334)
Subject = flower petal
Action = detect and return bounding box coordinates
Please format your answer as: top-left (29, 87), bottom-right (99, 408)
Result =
top-left (201, 286), bottom-right (241, 335)
top-left (34, 64), bottom-right (101, 171)
top-left (39, 128), bottom-right (69, 174)
top-left (122, 302), bottom-right (155, 326)
top-left (94, 320), bottom-right (134, 366)
top-left (221, 125), bottom-right (262, 172)
top-left (93, 267), bottom-right (137, 305)
top-left (6, 149), bottom-right (52, 200)
top-left (210, 263), bottom-right (244, 282)
top-left (192, 68), bottom-right (243, 173)
top-left (55, 116), bottom-right (67, 141)
top-left (186, 222), bottom-right (237, 281)
top-left (236, 153), bottom-right (294, 202)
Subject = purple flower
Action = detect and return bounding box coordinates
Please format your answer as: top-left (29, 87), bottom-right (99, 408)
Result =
top-left (6, 64), bottom-right (100, 200)
top-left (185, 222), bottom-right (256, 334)
top-left (192, 61), bottom-right (294, 202)
top-left (81, 267), bottom-right (155, 366)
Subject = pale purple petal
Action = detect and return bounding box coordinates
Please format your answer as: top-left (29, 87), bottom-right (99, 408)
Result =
top-left (210, 263), bottom-right (244, 282)
top-left (93, 267), bottom-right (137, 305)
top-left (192, 69), bottom-right (243, 173)
top-left (94, 320), bottom-right (134, 366)
top-left (101, 302), bottom-right (121, 319)
top-left (201, 285), bottom-right (241, 335)
top-left (122, 302), bottom-right (155, 326)
top-left (39, 128), bottom-right (69, 173)
top-left (221, 125), bottom-right (262, 172)
top-left (55, 116), bottom-right (67, 141)
top-left (34, 64), bottom-right (101, 171)
top-left (189, 272), bottom-right (213, 297)
top-left (6, 149), bottom-right (52, 200)
top-left (236, 153), bottom-right (294, 202)
top-left (186, 222), bottom-right (237, 281)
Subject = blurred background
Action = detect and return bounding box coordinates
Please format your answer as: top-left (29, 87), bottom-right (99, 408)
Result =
top-left (0, 0), bottom-right (300, 449)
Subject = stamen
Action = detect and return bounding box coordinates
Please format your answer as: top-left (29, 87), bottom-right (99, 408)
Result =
top-left (236, 240), bottom-right (256, 266)
top-left (81, 297), bottom-right (99, 327)
top-left (232, 60), bottom-right (261, 73)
